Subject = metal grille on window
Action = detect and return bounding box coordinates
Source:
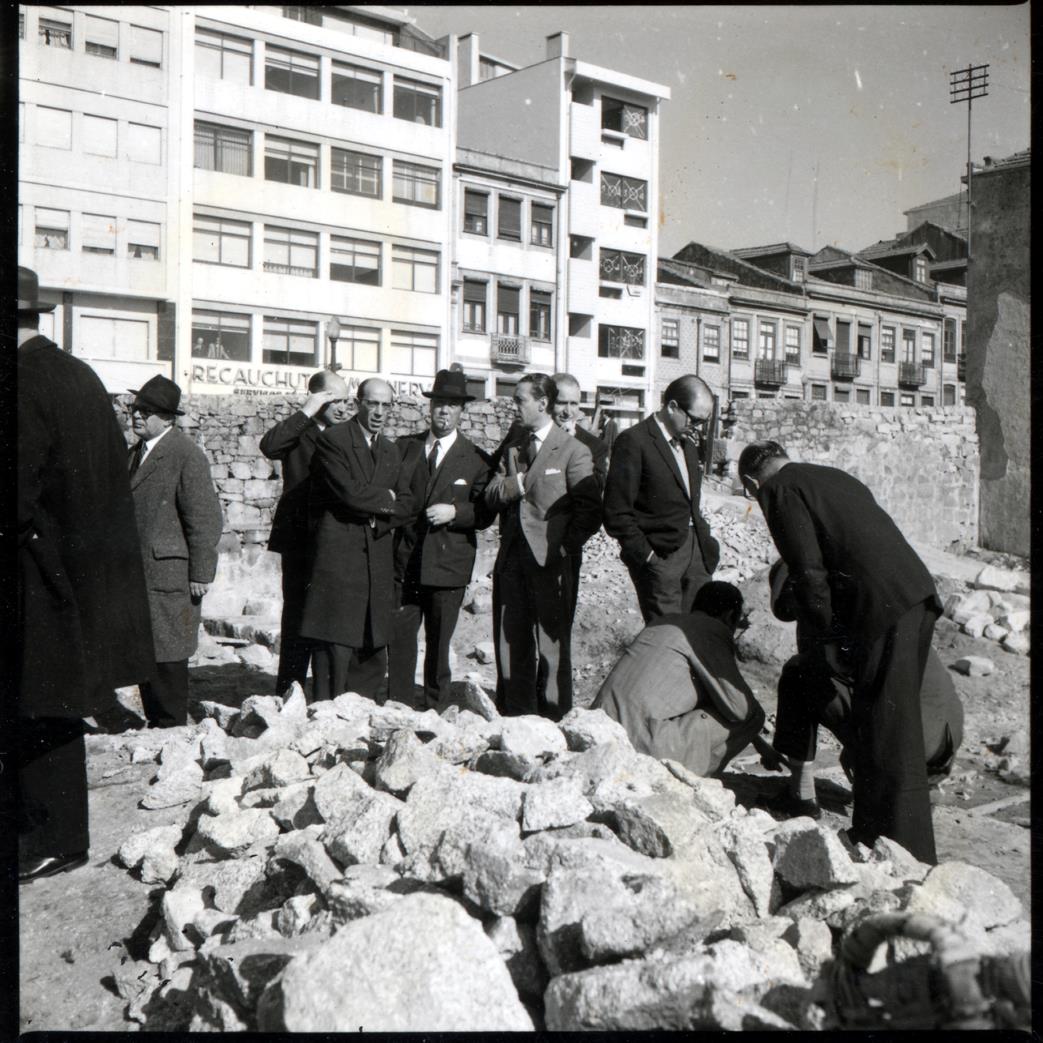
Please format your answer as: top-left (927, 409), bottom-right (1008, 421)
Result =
top-left (600, 173), bottom-right (647, 212)
top-left (602, 326), bottom-right (645, 359)
top-left (622, 104), bottom-right (647, 139)
top-left (263, 227), bottom-right (317, 277)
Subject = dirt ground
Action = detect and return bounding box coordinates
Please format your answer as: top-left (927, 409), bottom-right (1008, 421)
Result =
top-left (18, 521), bottom-right (1031, 1033)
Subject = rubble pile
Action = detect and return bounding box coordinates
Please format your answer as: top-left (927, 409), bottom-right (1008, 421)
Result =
top-left (940, 564), bottom-right (1030, 657)
top-left (112, 680), bottom-right (1028, 1031)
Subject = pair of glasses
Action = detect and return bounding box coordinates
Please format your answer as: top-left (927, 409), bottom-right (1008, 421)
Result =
top-left (736, 612), bottom-right (751, 632)
top-left (131, 407), bottom-right (155, 418)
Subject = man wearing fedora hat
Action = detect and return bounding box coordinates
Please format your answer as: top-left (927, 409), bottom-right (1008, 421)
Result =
top-left (16, 266), bottom-right (155, 880)
top-left (128, 375), bottom-right (224, 727)
top-left (388, 369), bottom-right (495, 709)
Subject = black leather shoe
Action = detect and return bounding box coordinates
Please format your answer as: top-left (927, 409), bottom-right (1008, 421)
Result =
top-left (19, 851), bottom-right (89, 883)
top-left (759, 791), bottom-right (823, 821)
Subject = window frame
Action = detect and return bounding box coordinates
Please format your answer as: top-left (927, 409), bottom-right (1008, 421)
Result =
top-left (388, 329), bottom-right (438, 377)
top-left (600, 171), bottom-right (648, 213)
top-left (329, 235), bottom-right (381, 286)
top-left (702, 323), bottom-right (721, 363)
top-left (264, 134), bottom-right (320, 188)
top-left (85, 14), bottom-right (118, 59)
top-left (462, 280), bottom-right (487, 333)
top-left (529, 289), bottom-right (552, 342)
top-left (34, 207), bottom-right (70, 250)
top-left (530, 203), bottom-right (554, 248)
top-left (264, 44), bottom-right (320, 100)
top-left (463, 190), bottom-right (488, 235)
top-left (856, 322), bottom-right (872, 360)
top-left (194, 121), bottom-right (252, 176)
top-left (391, 160), bottom-right (440, 209)
top-left (600, 96), bottom-right (648, 139)
top-left (192, 309), bottom-right (252, 362)
top-left (660, 317), bottom-right (679, 359)
top-left (195, 27), bottom-right (253, 84)
top-left (129, 24), bottom-right (162, 68)
top-left (599, 248), bottom-right (646, 286)
top-left (921, 331), bottom-right (936, 368)
top-left (193, 213), bottom-right (252, 268)
top-left (881, 324), bottom-right (896, 364)
top-left (810, 383), bottom-right (827, 401)
top-left (391, 244), bottom-right (440, 293)
top-left (497, 197), bottom-right (522, 242)
top-left (262, 225), bottom-right (319, 278)
top-left (332, 60), bottom-right (382, 113)
top-left (262, 315), bottom-right (319, 367)
top-left (392, 76), bottom-right (442, 127)
top-left (757, 319), bottom-right (778, 360)
top-left (598, 324), bottom-right (645, 360)
top-left (731, 317), bottom-right (750, 360)
top-left (496, 284), bottom-right (520, 335)
top-left (784, 324), bottom-right (802, 365)
top-left (331, 148), bottom-right (382, 199)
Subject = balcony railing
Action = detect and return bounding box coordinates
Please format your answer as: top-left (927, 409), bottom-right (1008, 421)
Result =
top-left (898, 361), bottom-right (926, 387)
top-left (956, 353), bottom-right (967, 381)
top-left (491, 333), bottom-right (530, 365)
top-left (831, 352), bottom-right (861, 380)
top-left (263, 262), bottom-right (316, 278)
top-left (754, 358), bottom-right (788, 386)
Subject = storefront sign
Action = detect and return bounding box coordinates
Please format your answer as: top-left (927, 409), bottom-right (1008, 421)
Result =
top-left (188, 363), bottom-right (427, 400)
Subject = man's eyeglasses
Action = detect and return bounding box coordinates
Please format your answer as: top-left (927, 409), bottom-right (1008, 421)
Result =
top-left (735, 612), bottom-right (751, 632)
top-left (131, 406), bottom-right (155, 418)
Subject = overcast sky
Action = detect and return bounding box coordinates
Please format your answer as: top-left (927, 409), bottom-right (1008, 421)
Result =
top-left (406, 4), bottom-right (1031, 256)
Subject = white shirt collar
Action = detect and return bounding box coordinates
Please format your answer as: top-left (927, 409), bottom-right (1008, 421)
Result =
top-left (426, 428), bottom-right (458, 453)
top-left (532, 420), bottom-right (555, 446)
top-left (142, 424), bottom-right (173, 457)
top-left (654, 415), bottom-right (680, 448)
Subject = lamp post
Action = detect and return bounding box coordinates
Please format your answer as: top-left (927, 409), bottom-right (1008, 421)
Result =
top-left (325, 316), bottom-right (341, 372)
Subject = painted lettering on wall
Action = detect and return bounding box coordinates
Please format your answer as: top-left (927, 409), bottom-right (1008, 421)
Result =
top-left (189, 364), bottom-right (425, 400)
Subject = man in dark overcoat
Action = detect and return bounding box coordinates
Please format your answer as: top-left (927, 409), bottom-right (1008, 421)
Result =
top-left (16, 266), bottom-right (155, 881)
top-left (738, 439), bottom-right (942, 864)
top-left (603, 374), bottom-right (720, 623)
top-left (129, 376), bottom-right (224, 727)
top-left (388, 370), bottom-right (494, 710)
top-left (300, 378), bottom-right (416, 702)
top-left (260, 370), bottom-right (351, 694)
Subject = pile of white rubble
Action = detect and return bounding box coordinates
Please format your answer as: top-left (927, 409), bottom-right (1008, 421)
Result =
top-left (941, 564), bottom-right (1030, 657)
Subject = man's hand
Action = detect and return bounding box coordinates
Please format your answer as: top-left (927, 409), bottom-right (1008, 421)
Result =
top-left (425, 503), bottom-right (456, 526)
top-left (823, 641), bottom-right (851, 679)
top-left (301, 389), bottom-right (340, 417)
top-left (189, 581), bottom-right (209, 599)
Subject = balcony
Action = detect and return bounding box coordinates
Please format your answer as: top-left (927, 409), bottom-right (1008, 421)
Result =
top-left (754, 358), bottom-right (787, 386)
top-left (491, 333), bottom-right (530, 366)
top-left (898, 361), bottom-right (926, 387)
top-left (831, 352), bottom-right (861, 380)
top-left (956, 353), bottom-right (967, 381)
top-left (263, 262), bottom-right (316, 278)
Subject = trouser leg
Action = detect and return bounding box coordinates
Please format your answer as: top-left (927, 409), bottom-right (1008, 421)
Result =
top-left (139, 660), bottom-right (189, 728)
top-left (678, 531), bottom-right (713, 614)
top-left (494, 551), bottom-right (539, 717)
top-left (387, 580), bottom-right (422, 708)
top-left (423, 585), bottom-right (465, 711)
top-left (276, 549), bottom-right (313, 695)
top-left (626, 530), bottom-right (697, 623)
top-left (310, 643), bottom-right (353, 703)
top-left (531, 550), bottom-right (574, 722)
top-left (348, 646), bottom-right (389, 704)
top-left (772, 651), bottom-right (847, 761)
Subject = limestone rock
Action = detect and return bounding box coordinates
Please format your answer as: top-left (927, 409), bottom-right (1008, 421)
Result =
top-left (118, 825), bottom-right (184, 870)
top-left (611, 791), bottom-right (715, 858)
top-left (869, 836), bottom-right (930, 883)
top-left (278, 682), bottom-right (309, 721)
top-left (522, 776), bottom-right (594, 832)
top-left (484, 916), bottom-right (548, 999)
top-left (194, 809), bottom-right (281, 859)
top-left (141, 761), bottom-right (204, 809)
top-left (243, 748), bottom-right (311, 791)
top-left (140, 847), bottom-right (182, 885)
top-left (471, 640), bottom-right (496, 664)
top-left (962, 612), bottom-right (993, 639)
top-left (449, 674), bottom-right (499, 721)
top-left (274, 894), bottom-right (325, 938)
top-left (203, 776), bottom-right (246, 817)
top-left (470, 748), bottom-right (537, 780)
top-left (461, 825), bottom-right (545, 917)
top-left (271, 828), bottom-right (342, 894)
top-left (178, 854), bottom-right (271, 915)
top-left (496, 715), bottom-right (568, 759)
top-left (903, 861), bottom-right (1022, 932)
top-left (373, 729), bottom-right (441, 796)
top-left (951, 655), bottom-right (994, 676)
top-left (660, 760), bottom-right (738, 818)
top-left (259, 893), bottom-right (534, 1031)
top-left (238, 644), bottom-right (276, 672)
top-left (782, 917), bottom-right (834, 979)
top-left (323, 789), bottom-right (402, 867)
top-left (270, 783), bottom-right (321, 831)
top-left (972, 564), bottom-right (1029, 595)
top-left (771, 822), bottom-right (859, 891)
top-left (1002, 631), bottom-right (1030, 656)
top-left (311, 762), bottom-right (370, 823)
top-left (430, 723), bottom-right (491, 765)
top-left (161, 884), bottom-right (206, 952)
top-left (326, 865), bottom-right (410, 924)
top-left (983, 622), bottom-right (1009, 642)
top-left (1000, 609), bottom-right (1030, 633)
top-left (155, 734), bottom-right (203, 780)
top-left (558, 706), bottom-right (632, 751)
top-left (716, 820), bottom-right (778, 918)
top-left (230, 694), bottom-right (284, 737)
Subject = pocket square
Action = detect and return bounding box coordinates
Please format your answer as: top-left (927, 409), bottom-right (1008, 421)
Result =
top-left (546, 467), bottom-right (562, 475)
top-left (453, 478), bottom-right (468, 485)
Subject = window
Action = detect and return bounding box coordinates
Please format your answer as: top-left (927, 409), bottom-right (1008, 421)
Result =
top-left (857, 323), bottom-right (872, 360)
top-left (757, 320), bottom-right (778, 360)
top-left (913, 256), bottom-right (928, 283)
top-left (391, 245), bottom-right (439, 293)
top-left (392, 160), bottom-right (440, 208)
top-left (922, 331), bottom-right (936, 368)
top-left (263, 316), bottom-right (317, 366)
top-left (127, 123), bottom-right (161, 164)
top-left (84, 115), bottom-right (117, 157)
top-left (265, 136), bottom-right (319, 188)
top-left (921, 394), bottom-right (935, 406)
top-left (943, 384), bottom-right (956, 406)
top-left (193, 214), bottom-right (251, 267)
top-left (529, 290), bottom-right (552, 342)
top-left (85, 15), bottom-right (118, 58)
top-left (463, 190), bottom-right (488, 234)
top-left (39, 8), bottom-right (72, 48)
top-left (497, 285), bottom-right (520, 335)
top-left (703, 325), bottom-right (721, 362)
top-left (78, 317), bottom-right (149, 360)
top-left (902, 328), bottom-right (917, 363)
top-left (835, 320), bottom-right (851, 354)
top-left (833, 387), bottom-right (850, 403)
top-left (661, 318), bottom-right (679, 359)
top-left (731, 318), bottom-right (750, 359)
top-left (791, 256), bottom-right (807, 282)
top-left (810, 384), bottom-right (827, 401)
top-left (193, 310), bottom-right (251, 361)
top-left (129, 25), bottom-right (162, 67)
top-left (283, 6), bottom-right (323, 25)
top-left (731, 390), bottom-right (750, 401)
top-left (389, 330), bottom-right (437, 376)
top-left (784, 325), bottom-right (801, 364)
top-left (195, 28), bottom-right (252, 84)
top-left (263, 226), bottom-right (318, 277)
top-left (880, 390), bottom-right (895, 407)
top-left (81, 213), bottom-right (116, 255)
top-left (854, 268), bottom-right (873, 291)
top-left (194, 122), bottom-right (251, 176)
top-left (498, 198), bottom-right (521, 241)
top-left (856, 387), bottom-right (871, 405)
top-left (462, 280), bottom-right (486, 333)
top-left (332, 61), bottom-right (382, 112)
top-left (37, 106), bottom-right (72, 149)
top-left (265, 46), bottom-right (319, 99)
top-left (127, 220), bottom-right (160, 260)
top-left (19, 10), bottom-right (24, 38)
top-left (899, 392), bottom-right (915, 408)
top-left (601, 97), bottom-right (648, 139)
top-left (393, 77), bottom-right (441, 126)
top-left (812, 315), bottom-right (832, 354)
top-left (598, 325), bottom-right (645, 359)
top-left (331, 148), bottom-right (381, 198)
top-left (34, 207), bottom-right (69, 249)
top-left (881, 325), bottom-right (896, 363)
top-left (330, 236), bottom-right (380, 285)
top-left (943, 318), bottom-right (957, 362)
top-left (331, 325), bottom-right (379, 372)
top-left (531, 204), bottom-right (554, 247)
top-left (599, 249), bottom-right (645, 285)
top-left (600, 172), bottom-right (648, 212)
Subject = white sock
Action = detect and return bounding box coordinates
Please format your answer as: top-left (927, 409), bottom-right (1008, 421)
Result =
top-left (789, 759), bottom-right (817, 802)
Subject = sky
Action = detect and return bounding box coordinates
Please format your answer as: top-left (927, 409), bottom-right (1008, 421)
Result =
top-left (406, 4), bottom-right (1031, 256)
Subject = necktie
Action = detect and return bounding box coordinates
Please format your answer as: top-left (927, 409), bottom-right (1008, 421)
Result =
top-left (129, 441), bottom-right (144, 477)
top-left (521, 433), bottom-right (538, 469)
top-left (428, 441), bottom-right (440, 478)
top-left (369, 434), bottom-right (378, 461)
top-left (669, 437), bottom-right (680, 450)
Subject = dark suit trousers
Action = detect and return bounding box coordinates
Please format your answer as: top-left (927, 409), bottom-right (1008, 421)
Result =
top-left (18, 717), bottom-right (89, 860)
top-left (311, 643), bottom-right (387, 704)
top-left (626, 529), bottom-right (711, 623)
top-left (849, 598), bottom-right (939, 865)
top-left (276, 544), bottom-right (314, 695)
top-left (139, 659), bottom-right (189, 728)
top-left (388, 579), bottom-right (465, 711)
top-left (493, 539), bottom-right (574, 722)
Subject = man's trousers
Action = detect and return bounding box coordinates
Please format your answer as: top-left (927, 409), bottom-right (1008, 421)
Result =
top-left (310, 643), bottom-right (387, 703)
top-left (626, 529), bottom-right (711, 623)
top-left (275, 544), bottom-right (314, 696)
top-left (139, 659), bottom-right (189, 728)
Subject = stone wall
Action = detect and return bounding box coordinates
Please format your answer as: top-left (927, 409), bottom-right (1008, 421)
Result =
top-left (722, 400), bottom-right (980, 550)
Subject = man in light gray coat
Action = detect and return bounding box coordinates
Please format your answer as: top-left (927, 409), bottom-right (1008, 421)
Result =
top-left (128, 376), bottom-right (224, 727)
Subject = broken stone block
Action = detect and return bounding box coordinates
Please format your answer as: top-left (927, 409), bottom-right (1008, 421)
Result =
top-left (1002, 631), bottom-right (1030, 656)
top-left (659, 759), bottom-right (738, 818)
top-left (951, 655), bottom-right (994, 676)
top-left (238, 644), bottom-right (276, 673)
top-left (983, 623), bottom-right (1009, 642)
top-left (470, 748), bottom-right (537, 780)
top-left (725, 917), bottom-right (793, 949)
top-left (197, 701), bottom-right (241, 731)
top-left (952, 588), bottom-right (993, 618)
top-left (495, 715), bottom-right (568, 759)
top-left (202, 776), bottom-right (246, 817)
top-left (199, 728), bottom-right (229, 770)
top-left (230, 695), bottom-right (285, 737)
top-left (188, 907), bottom-right (237, 946)
top-left (162, 884), bottom-right (207, 951)
top-left (716, 821), bottom-right (778, 918)
top-left (611, 791), bottom-right (715, 858)
top-left (460, 826), bottom-right (545, 917)
top-left (278, 682), bottom-right (309, 721)
top-left (325, 865), bottom-right (428, 925)
top-left (178, 855), bottom-right (270, 915)
top-left (379, 831), bottom-right (406, 869)
top-left (141, 847), bottom-right (182, 886)
top-left (429, 722), bottom-right (491, 765)
top-left (368, 702), bottom-right (445, 743)
top-left (558, 706), bottom-right (632, 751)
top-left (471, 640), bottom-right (496, 664)
top-left (782, 917), bottom-right (834, 980)
top-left (222, 909), bottom-right (280, 945)
top-left (274, 894), bottom-right (325, 938)
top-left (270, 783), bottom-right (321, 831)
top-left (373, 729), bottom-right (441, 796)
top-left (243, 748), bottom-right (311, 791)
top-left (1000, 610), bottom-right (1030, 633)
top-left (141, 761), bottom-right (204, 810)
top-left (868, 836), bottom-right (930, 883)
top-left (522, 776), bottom-right (594, 832)
top-left (484, 916), bottom-right (548, 999)
top-left (322, 789), bottom-right (402, 868)
top-left (903, 861), bottom-right (1022, 932)
top-left (704, 937), bottom-right (807, 991)
top-left (272, 828), bottom-right (342, 895)
top-left (118, 824), bottom-right (184, 870)
top-left (962, 613), bottom-right (993, 639)
top-left (258, 893), bottom-right (534, 1031)
top-left (972, 565), bottom-right (1029, 595)
top-left (448, 674), bottom-right (499, 721)
top-left (194, 809), bottom-right (281, 859)
top-left (771, 822), bottom-right (859, 892)
top-left (311, 761), bottom-right (371, 823)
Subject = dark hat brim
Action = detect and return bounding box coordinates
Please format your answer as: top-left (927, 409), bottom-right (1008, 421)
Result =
top-left (128, 388), bottom-right (185, 416)
top-left (422, 390), bottom-right (475, 402)
top-left (17, 299), bottom-right (57, 313)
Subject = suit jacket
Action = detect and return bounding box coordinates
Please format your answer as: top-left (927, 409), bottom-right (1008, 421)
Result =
top-left (603, 415), bottom-right (720, 571)
top-left (573, 424), bottom-right (609, 491)
top-left (300, 418), bottom-right (415, 648)
top-left (131, 426), bottom-right (224, 662)
top-left (394, 431), bottom-right (495, 588)
top-left (17, 336), bottom-right (155, 717)
top-left (485, 423), bottom-right (602, 568)
top-left (260, 409), bottom-right (325, 555)
top-left (758, 462), bottom-right (938, 646)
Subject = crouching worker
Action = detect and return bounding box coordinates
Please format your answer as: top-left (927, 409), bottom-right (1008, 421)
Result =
top-left (591, 581), bottom-right (766, 777)
top-left (767, 560), bottom-right (964, 820)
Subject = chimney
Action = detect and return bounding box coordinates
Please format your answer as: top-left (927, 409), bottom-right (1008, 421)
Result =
top-left (546, 32), bottom-right (570, 59)
top-left (457, 33), bottom-right (480, 88)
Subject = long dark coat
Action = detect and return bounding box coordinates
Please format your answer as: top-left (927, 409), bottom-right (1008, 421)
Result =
top-left (17, 336), bottom-right (155, 718)
top-left (300, 419), bottom-right (416, 649)
top-left (259, 409), bottom-right (324, 555)
top-left (130, 427), bottom-right (224, 662)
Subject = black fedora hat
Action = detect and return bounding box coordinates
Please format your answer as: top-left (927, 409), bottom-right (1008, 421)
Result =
top-left (17, 267), bottom-right (56, 313)
top-left (422, 368), bottom-right (475, 402)
top-left (129, 375), bottom-right (185, 416)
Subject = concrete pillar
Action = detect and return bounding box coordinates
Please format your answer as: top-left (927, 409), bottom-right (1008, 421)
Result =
top-left (546, 32), bottom-right (570, 59)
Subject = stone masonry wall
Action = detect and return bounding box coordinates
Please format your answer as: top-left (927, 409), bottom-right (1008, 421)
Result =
top-left (723, 400), bottom-right (980, 550)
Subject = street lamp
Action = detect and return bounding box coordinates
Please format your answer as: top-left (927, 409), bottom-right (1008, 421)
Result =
top-left (325, 316), bottom-right (341, 371)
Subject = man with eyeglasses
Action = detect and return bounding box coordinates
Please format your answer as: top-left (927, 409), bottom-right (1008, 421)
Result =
top-left (592, 581), bottom-right (767, 777)
top-left (604, 374), bottom-right (721, 623)
top-left (260, 369), bottom-right (351, 695)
